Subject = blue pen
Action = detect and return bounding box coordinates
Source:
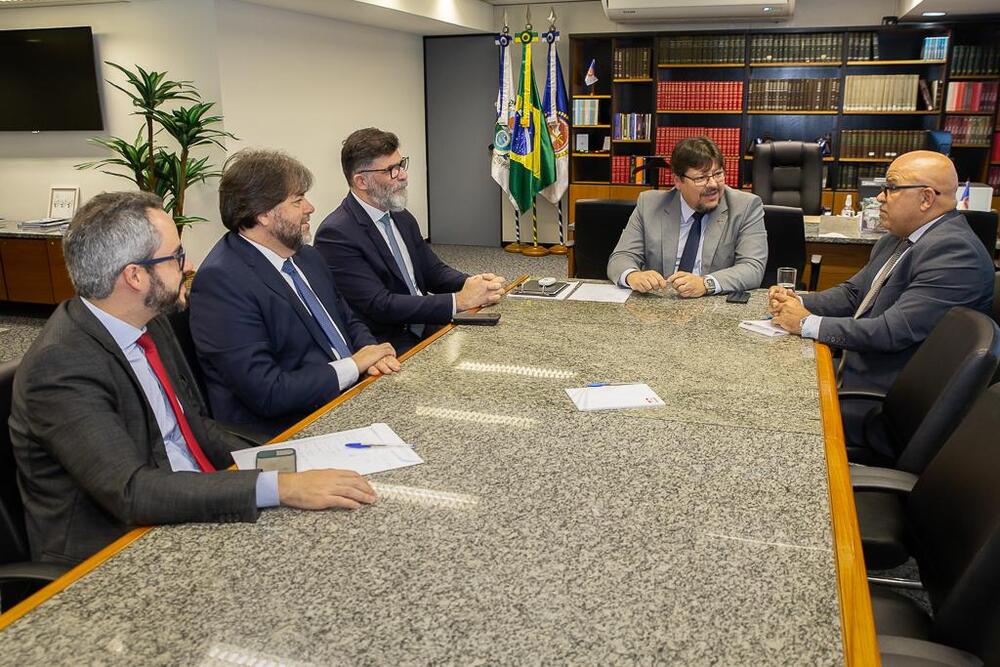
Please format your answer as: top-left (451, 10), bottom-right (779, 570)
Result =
top-left (586, 382), bottom-right (634, 387)
top-left (345, 442), bottom-right (415, 449)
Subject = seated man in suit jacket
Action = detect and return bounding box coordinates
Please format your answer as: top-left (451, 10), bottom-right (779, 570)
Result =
top-left (607, 136), bottom-right (768, 297)
top-left (314, 127), bottom-right (505, 354)
top-left (768, 151), bottom-right (995, 455)
top-left (10, 192), bottom-right (376, 564)
top-left (190, 149), bottom-right (400, 437)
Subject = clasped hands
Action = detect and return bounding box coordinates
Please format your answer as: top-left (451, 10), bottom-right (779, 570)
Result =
top-left (456, 273), bottom-right (506, 312)
top-left (626, 270), bottom-right (707, 298)
top-left (767, 285), bottom-right (812, 335)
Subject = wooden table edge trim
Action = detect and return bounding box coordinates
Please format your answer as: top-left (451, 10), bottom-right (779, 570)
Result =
top-left (816, 342), bottom-right (881, 666)
top-left (0, 527), bottom-right (152, 630)
top-left (0, 274), bottom-right (532, 630)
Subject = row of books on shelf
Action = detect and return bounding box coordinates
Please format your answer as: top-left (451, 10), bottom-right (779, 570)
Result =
top-left (658, 35), bottom-right (743, 65)
top-left (656, 81), bottom-right (743, 111)
top-left (613, 47), bottom-right (651, 79)
top-left (747, 78), bottom-right (839, 111)
top-left (945, 81), bottom-right (998, 113)
top-left (655, 126), bottom-right (741, 159)
top-left (843, 75), bottom-right (939, 112)
top-left (835, 163), bottom-right (885, 190)
top-left (944, 115), bottom-right (993, 145)
top-left (610, 156), bottom-right (740, 186)
top-left (613, 113), bottom-right (652, 141)
top-left (987, 166), bottom-right (1000, 195)
top-left (749, 32), bottom-right (840, 63)
top-left (920, 36), bottom-right (950, 61)
top-left (573, 99), bottom-right (602, 126)
top-left (840, 130), bottom-right (927, 159)
top-left (846, 32), bottom-right (878, 62)
top-left (951, 45), bottom-right (1000, 76)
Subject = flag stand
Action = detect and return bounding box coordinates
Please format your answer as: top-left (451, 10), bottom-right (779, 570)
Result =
top-left (522, 200), bottom-right (550, 256)
top-left (548, 199), bottom-right (568, 255)
top-left (505, 206), bottom-right (524, 253)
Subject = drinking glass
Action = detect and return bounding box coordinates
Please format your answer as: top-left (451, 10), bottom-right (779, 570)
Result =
top-left (777, 267), bottom-right (797, 291)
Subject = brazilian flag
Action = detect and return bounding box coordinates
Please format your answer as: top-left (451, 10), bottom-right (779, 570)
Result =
top-left (508, 30), bottom-right (556, 213)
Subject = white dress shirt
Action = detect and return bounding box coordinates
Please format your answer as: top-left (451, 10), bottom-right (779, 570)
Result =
top-left (239, 235), bottom-right (359, 389)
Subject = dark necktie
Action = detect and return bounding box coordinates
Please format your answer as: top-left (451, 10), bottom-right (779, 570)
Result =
top-left (136, 333), bottom-right (216, 472)
top-left (281, 259), bottom-right (353, 359)
top-left (854, 238), bottom-right (913, 319)
top-left (677, 211), bottom-right (705, 273)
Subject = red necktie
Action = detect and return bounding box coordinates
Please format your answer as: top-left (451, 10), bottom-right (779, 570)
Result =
top-left (136, 332), bottom-right (216, 472)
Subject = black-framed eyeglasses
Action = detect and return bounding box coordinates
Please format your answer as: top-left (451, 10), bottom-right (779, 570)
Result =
top-left (356, 156), bottom-right (409, 180)
top-left (681, 169), bottom-right (725, 187)
top-left (134, 246), bottom-right (185, 271)
top-left (879, 183), bottom-right (942, 196)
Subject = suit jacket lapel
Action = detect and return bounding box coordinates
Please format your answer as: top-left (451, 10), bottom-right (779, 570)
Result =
top-left (700, 192), bottom-right (730, 273)
top-left (661, 190), bottom-right (682, 274)
top-left (227, 233), bottom-right (336, 361)
top-left (66, 298), bottom-right (171, 467)
top-left (346, 194), bottom-right (409, 288)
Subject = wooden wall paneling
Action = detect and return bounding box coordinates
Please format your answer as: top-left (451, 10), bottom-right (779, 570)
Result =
top-left (47, 239), bottom-right (75, 303)
top-left (1, 238), bottom-right (55, 304)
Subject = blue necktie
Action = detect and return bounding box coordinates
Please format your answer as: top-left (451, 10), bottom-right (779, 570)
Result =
top-left (378, 214), bottom-right (424, 337)
top-left (281, 259), bottom-right (352, 359)
top-left (677, 211), bottom-right (705, 273)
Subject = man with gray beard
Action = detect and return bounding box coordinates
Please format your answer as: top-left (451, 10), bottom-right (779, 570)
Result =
top-left (315, 128), bottom-right (505, 354)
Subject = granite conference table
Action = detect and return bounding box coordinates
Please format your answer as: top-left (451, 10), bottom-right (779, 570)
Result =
top-left (0, 279), bottom-right (875, 665)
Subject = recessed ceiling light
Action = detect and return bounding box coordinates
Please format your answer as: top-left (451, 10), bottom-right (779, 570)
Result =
top-left (762, 6), bottom-right (773, 12)
top-left (922, 11), bottom-right (946, 17)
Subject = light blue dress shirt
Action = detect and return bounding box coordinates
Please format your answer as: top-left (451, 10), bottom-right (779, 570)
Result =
top-left (351, 192), bottom-right (458, 315)
top-left (619, 195), bottom-right (719, 293)
top-left (80, 299), bottom-right (279, 507)
top-left (799, 214), bottom-right (943, 339)
top-left (240, 235), bottom-right (359, 389)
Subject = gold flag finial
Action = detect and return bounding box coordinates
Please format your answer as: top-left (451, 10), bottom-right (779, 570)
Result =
top-left (525, 6), bottom-right (532, 30)
top-left (547, 7), bottom-right (557, 29)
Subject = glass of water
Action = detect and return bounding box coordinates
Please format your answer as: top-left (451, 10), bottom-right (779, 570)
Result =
top-left (777, 267), bottom-right (797, 291)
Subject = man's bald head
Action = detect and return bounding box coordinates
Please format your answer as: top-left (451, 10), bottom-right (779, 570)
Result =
top-left (879, 150), bottom-right (958, 236)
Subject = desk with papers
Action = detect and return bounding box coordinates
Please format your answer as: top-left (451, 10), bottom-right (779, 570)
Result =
top-left (0, 282), bottom-right (875, 664)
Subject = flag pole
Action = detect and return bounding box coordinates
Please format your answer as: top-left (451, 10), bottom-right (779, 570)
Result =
top-left (543, 10), bottom-right (568, 257)
top-left (522, 198), bottom-right (549, 256)
top-left (548, 198), bottom-right (568, 255)
top-left (506, 204), bottom-right (523, 253)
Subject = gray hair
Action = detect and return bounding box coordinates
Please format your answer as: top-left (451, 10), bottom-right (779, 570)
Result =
top-left (63, 191), bottom-right (164, 299)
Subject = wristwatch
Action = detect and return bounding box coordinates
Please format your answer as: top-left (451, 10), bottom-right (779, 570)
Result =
top-left (799, 315), bottom-right (809, 335)
top-left (703, 275), bottom-right (718, 295)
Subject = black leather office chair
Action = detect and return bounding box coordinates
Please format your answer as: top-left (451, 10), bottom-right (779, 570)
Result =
top-left (853, 384), bottom-right (1000, 665)
top-left (573, 199), bottom-right (635, 279)
top-left (840, 307), bottom-right (1000, 474)
top-left (961, 209), bottom-right (998, 261)
top-left (0, 358), bottom-right (70, 611)
top-left (994, 272), bottom-right (1000, 327)
top-left (761, 205), bottom-right (822, 291)
top-left (751, 141), bottom-right (823, 216)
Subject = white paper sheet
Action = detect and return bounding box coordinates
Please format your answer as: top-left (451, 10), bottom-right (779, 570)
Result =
top-left (818, 232), bottom-right (849, 238)
top-left (230, 423), bottom-right (423, 476)
top-left (565, 383), bottom-right (665, 411)
top-left (506, 281), bottom-right (579, 301)
top-left (566, 283), bottom-right (632, 304)
top-left (739, 319), bottom-right (791, 337)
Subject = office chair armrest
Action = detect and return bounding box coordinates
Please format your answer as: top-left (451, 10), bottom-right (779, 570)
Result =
top-left (868, 575), bottom-right (923, 590)
top-left (850, 466), bottom-right (917, 493)
top-left (838, 390), bottom-right (887, 403)
top-left (807, 254), bottom-right (822, 292)
top-left (0, 562), bottom-right (71, 585)
top-left (879, 635), bottom-right (983, 667)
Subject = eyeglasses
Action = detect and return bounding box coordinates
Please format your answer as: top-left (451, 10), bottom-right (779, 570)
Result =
top-left (879, 183), bottom-right (942, 196)
top-left (681, 169), bottom-right (725, 187)
top-left (356, 156), bottom-right (410, 180)
top-left (134, 246), bottom-right (185, 272)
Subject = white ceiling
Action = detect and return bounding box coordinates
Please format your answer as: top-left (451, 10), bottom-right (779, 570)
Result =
top-left (899, 0), bottom-right (1000, 17)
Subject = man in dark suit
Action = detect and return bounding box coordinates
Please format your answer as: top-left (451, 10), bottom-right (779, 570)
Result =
top-left (314, 128), bottom-right (505, 353)
top-left (10, 192), bottom-right (376, 565)
top-left (190, 149), bottom-right (400, 437)
top-left (768, 151), bottom-right (995, 453)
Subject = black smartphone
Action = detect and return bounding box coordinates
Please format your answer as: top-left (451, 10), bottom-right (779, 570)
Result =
top-left (726, 291), bottom-right (751, 304)
top-left (453, 312), bottom-right (501, 325)
top-left (256, 448), bottom-right (297, 473)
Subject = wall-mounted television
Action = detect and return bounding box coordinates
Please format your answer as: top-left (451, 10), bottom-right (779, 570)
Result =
top-left (0, 26), bottom-right (103, 131)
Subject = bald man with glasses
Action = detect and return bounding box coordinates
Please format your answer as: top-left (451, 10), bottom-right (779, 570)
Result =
top-left (768, 150), bottom-right (994, 437)
top-left (608, 136), bottom-right (767, 298)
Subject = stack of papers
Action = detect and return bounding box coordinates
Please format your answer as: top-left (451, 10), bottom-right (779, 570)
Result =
top-left (20, 218), bottom-right (68, 229)
top-left (565, 383), bottom-right (665, 411)
top-left (231, 423), bottom-right (423, 475)
top-left (566, 283), bottom-right (632, 304)
top-left (739, 319), bottom-right (790, 337)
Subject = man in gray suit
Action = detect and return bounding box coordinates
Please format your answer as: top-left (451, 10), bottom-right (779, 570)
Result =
top-left (607, 136), bottom-right (767, 297)
top-left (768, 151), bottom-right (994, 455)
top-left (10, 192), bottom-right (376, 565)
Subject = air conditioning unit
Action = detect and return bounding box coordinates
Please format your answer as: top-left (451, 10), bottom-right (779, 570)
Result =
top-left (602, 0), bottom-right (794, 23)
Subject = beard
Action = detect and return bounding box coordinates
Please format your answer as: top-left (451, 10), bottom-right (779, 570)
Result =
top-left (272, 208), bottom-right (310, 252)
top-left (695, 186), bottom-right (722, 213)
top-left (144, 268), bottom-right (184, 315)
top-left (365, 174), bottom-right (408, 212)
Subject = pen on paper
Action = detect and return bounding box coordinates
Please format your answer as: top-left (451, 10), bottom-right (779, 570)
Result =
top-left (586, 382), bottom-right (635, 387)
top-left (344, 442), bottom-right (415, 449)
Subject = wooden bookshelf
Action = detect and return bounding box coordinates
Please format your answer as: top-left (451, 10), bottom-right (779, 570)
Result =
top-left (751, 61), bottom-right (841, 67)
top-left (572, 153), bottom-right (611, 158)
top-left (845, 59), bottom-right (946, 66)
top-left (839, 157), bottom-right (894, 163)
top-left (613, 78), bottom-right (654, 83)
top-left (656, 110), bottom-right (742, 115)
top-left (842, 110), bottom-right (940, 115)
top-left (573, 124), bottom-right (610, 129)
top-left (748, 110), bottom-right (838, 115)
top-left (572, 94), bottom-right (610, 99)
top-left (657, 63), bottom-right (743, 69)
